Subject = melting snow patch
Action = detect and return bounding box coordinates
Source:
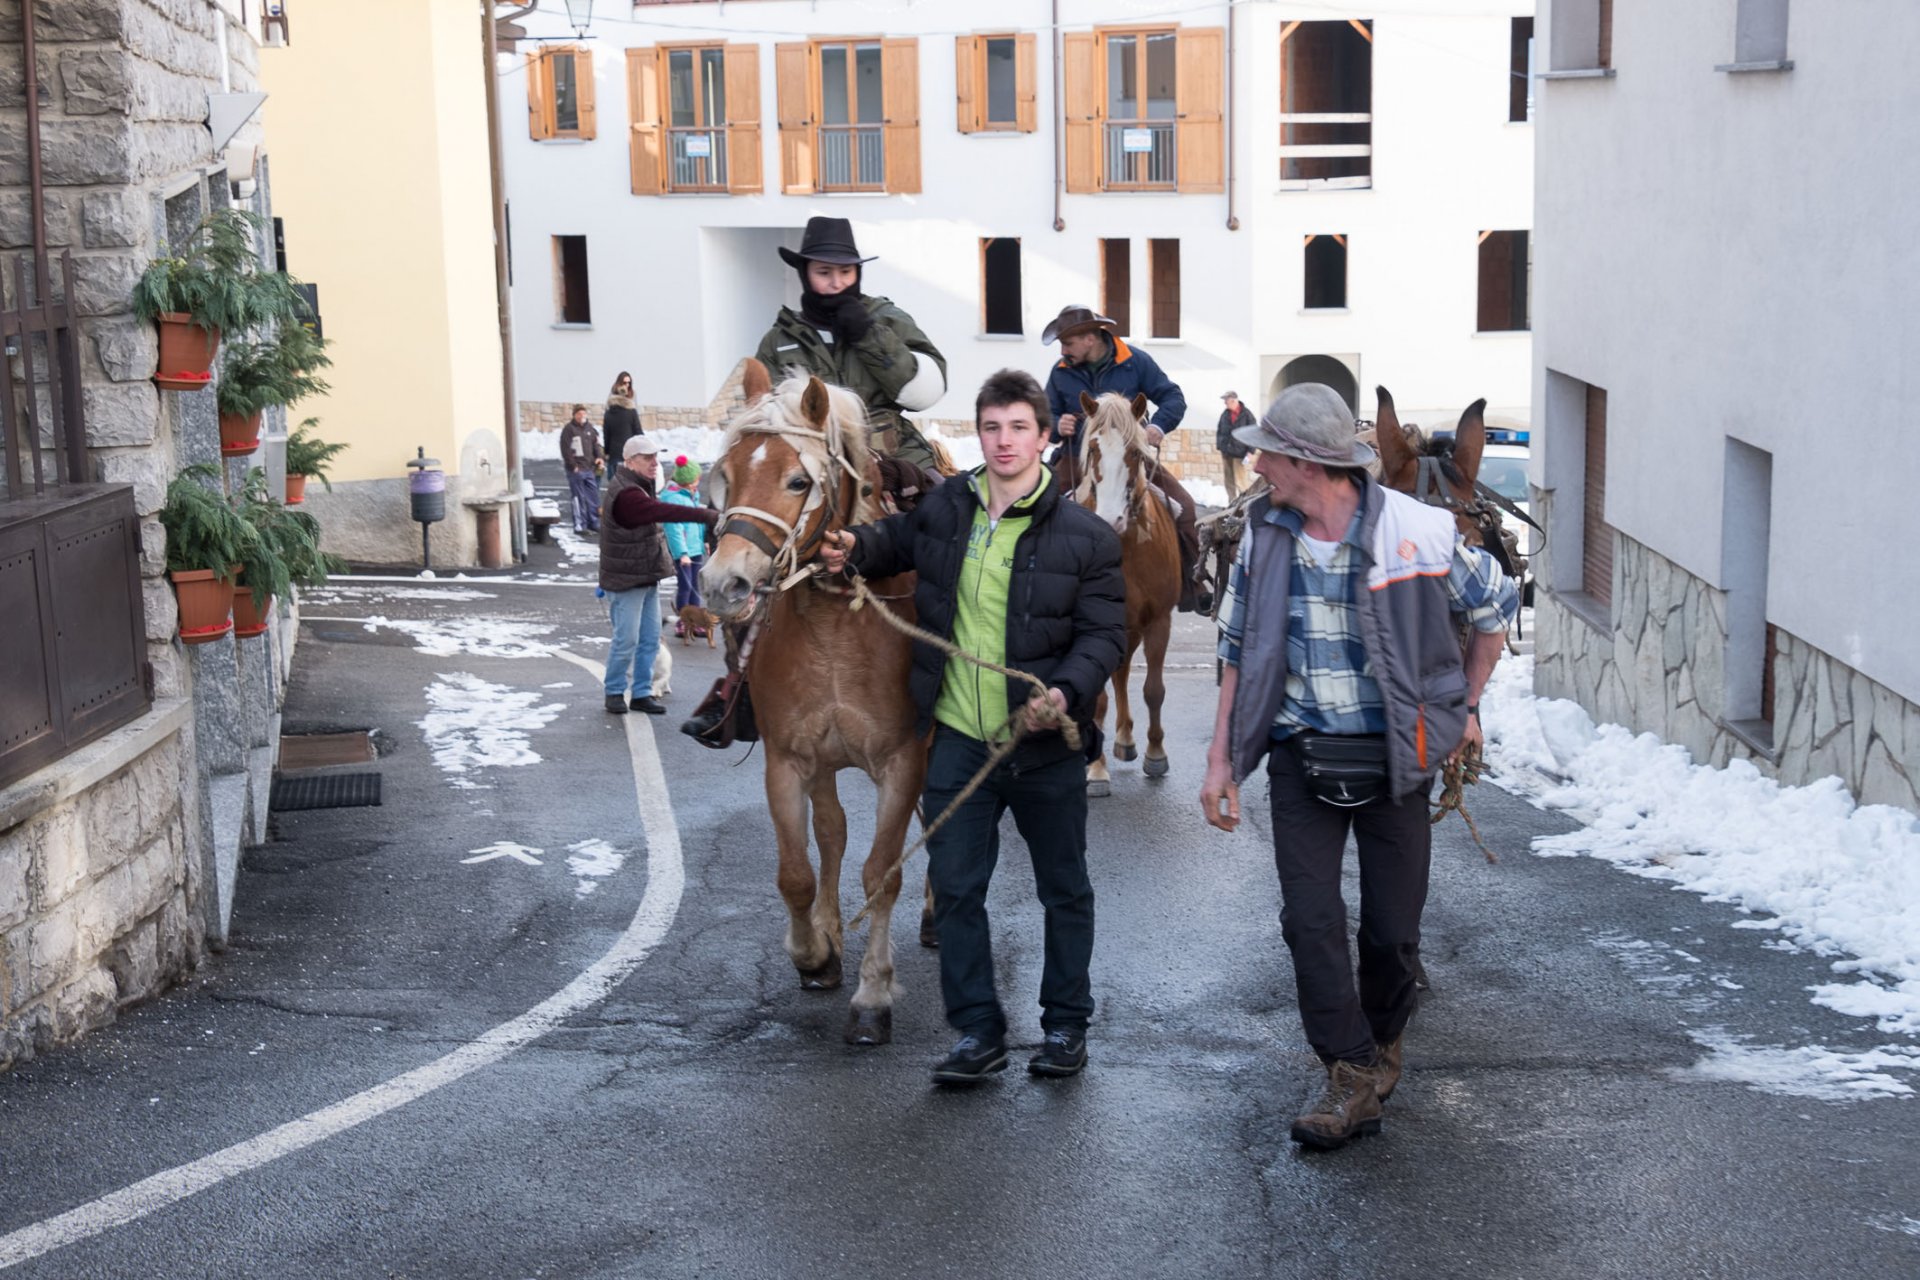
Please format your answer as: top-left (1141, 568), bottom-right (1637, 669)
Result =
top-left (551, 524), bottom-right (600, 564)
top-left (1483, 656), bottom-right (1920, 1036)
top-left (1673, 1029), bottom-right (1920, 1102)
top-left (566, 838), bottom-right (626, 897)
top-left (359, 615), bottom-right (560, 659)
top-left (1864, 1213), bottom-right (1920, 1237)
top-left (419, 674), bottom-right (564, 780)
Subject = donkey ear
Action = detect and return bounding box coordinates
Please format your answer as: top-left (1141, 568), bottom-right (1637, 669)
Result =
top-left (1374, 385), bottom-right (1413, 476)
top-left (1130, 393), bottom-right (1148, 421)
top-left (801, 377), bottom-right (831, 427)
top-left (1079, 392), bottom-right (1098, 418)
top-left (741, 358), bottom-right (772, 403)
top-left (1451, 398), bottom-right (1488, 486)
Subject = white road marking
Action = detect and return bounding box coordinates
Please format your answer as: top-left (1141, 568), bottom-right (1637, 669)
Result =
top-left (0, 649), bottom-right (684, 1270)
top-left (462, 842), bottom-right (544, 866)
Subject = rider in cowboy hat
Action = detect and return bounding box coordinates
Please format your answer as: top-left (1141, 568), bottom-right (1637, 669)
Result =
top-left (1040, 303), bottom-right (1205, 612)
top-left (754, 216), bottom-right (949, 472)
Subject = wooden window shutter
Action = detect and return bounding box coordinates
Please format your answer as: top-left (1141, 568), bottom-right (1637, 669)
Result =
top-left (573, 47), bottom-right (597, 139)
top-left (1015, 33), bottom-right (1038, 132)
top-left (1174, 27), bottom-right (1224, 193)
top-left (1063, 31), bottom-right (1100, 192)
top-left (775, 41), bottom-right (814, 195)
top-left (955, 36), bottom-right (979, 133)
top-left (882, 38), bottom-right (921, 194)
top-left (725, 44), bottom-right (763, 194)
top-left (626, 48), bottom-right (663, 196)
top-left (527, 51), bottom-right (555, 140)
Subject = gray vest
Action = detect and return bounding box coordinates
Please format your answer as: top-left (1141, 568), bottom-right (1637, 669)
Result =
top-left (1228, 477), bottom-right (1472, 798)
top-left (598, 466), bottom-right (672, 592)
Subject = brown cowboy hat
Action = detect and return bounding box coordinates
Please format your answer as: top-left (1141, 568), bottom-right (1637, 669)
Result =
top-left (1041, 304), bottom-right (1119, 345)
top-left (777, 216), bottom-right (876, 268)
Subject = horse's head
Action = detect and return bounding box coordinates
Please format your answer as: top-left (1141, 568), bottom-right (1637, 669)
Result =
top-left (700, 358), bottom-right (876, 620)
top-left (1373, 384), bottom-right (1489, 545)
top-left (1074, 391), bottom-right (1151, 535)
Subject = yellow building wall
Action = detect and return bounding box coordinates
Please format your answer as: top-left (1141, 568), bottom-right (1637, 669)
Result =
top-left (260, 0), bottom-right (505, 487)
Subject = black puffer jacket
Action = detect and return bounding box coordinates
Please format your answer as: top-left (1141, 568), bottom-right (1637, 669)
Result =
top-left (602, 396), bottom-right (641, 464)
top-left (847, 470), bottom-right (1127, 765)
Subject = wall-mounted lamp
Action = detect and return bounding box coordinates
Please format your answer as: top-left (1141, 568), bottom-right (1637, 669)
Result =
top-left (562, 0), bottom-right (593, 39)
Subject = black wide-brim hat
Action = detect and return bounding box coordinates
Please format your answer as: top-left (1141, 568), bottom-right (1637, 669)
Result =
top-left (778, 216), bottom-right (876, 268)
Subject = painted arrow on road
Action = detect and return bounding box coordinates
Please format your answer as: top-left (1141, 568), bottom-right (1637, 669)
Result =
top-left (462, 842), bottom-right (544, 866)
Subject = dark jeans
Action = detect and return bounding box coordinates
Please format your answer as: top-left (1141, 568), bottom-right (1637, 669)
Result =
top-left (674, 556), bottom-right (704, 610)
top-left (567, 468), bottom-right (601, 531)
top-left (924, 727), bottom-right (1095, 1042)
top-left (1267, 742), bottom-right (1431, 1066)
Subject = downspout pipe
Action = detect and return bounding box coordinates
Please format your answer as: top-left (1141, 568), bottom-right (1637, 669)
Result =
top-left (1226, 0), bottom-right (1239, 231)
top-left (1052, 0), bottom-right (1064, 231)
top-left (482, 0), bottom-right (527, 561)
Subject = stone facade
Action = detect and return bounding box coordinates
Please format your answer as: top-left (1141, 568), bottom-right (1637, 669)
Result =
top-left (1534, 505), bottom-right (1920, 814)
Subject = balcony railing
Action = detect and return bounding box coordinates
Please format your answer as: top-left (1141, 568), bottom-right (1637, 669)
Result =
top-left (819, 124), bottom-right (884, 190)
top-left (667, 128), bottom-right (728, 191)
top-left (1103, 120), bottom-right (1175, 189)
top-left (1279, 112), bottom-right (1373, 189)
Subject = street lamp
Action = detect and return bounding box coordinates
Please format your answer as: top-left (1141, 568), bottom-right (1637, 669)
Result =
top-left (562, 0), bottom-right (592, 39)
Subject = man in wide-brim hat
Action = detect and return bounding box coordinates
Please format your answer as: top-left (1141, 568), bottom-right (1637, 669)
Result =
top-left (1039, 302), bottom-right (1205, 611)
top-left (753, 215), bottom-right (948, 472)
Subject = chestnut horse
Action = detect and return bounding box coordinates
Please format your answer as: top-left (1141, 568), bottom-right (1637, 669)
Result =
top-left (1073, 391), bottom-right (1181, 796)
top-left (699, 362), bottom-right (924, 1045)
top-left (1372, 384), bottom-right (1527, 586)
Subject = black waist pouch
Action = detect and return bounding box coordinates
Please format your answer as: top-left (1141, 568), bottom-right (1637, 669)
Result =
top-left (1288, 732), bottom-right (1388, 808)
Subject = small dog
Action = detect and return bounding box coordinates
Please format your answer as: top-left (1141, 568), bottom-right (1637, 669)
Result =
top-left (677, 602), bottom-right (719, 647)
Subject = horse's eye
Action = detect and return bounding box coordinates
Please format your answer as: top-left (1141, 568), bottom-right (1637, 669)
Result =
top-left (786, 474), bottom-right (810, 492)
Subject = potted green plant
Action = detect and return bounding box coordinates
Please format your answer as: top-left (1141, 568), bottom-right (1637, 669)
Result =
top-left (158, 463), bottom-right (257, 644)
top-left (214, 326), bottom-right (332, 456)
top-left (233, 471), bottom-right (341, 635)
top-left (131, 208), bottom-right (303, 391)
top-left (284, 418), bottom-right (348, 504)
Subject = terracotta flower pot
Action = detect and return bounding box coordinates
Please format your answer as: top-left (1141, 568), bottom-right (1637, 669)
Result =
top-left (219, 408), bottom-right (263, 457)
top-left (232, 581), bottom-right (272, 639)
top-left (285, 473), bottom-right (308, 504)
top-left (170, 569), bottom-right (234, 645)
top-left (154, 313), bottom-right (219, 390)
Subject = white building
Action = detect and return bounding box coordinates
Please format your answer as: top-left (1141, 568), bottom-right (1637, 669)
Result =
top-left (500, 0), bottom-right (1535, 484)
top-left (1531, 0), bottom-right (1920, 810)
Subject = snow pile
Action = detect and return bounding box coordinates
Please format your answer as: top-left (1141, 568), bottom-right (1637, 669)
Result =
top-left (519, 425), bottom-right (727, 467)
top-left (1482, 656), bottom-right (1920, 1036)
top-left (418, 673), bottom-right (565, 782)
top-left (566, 838), bottom-right (626, 898)
top-left (1674, 1029), bottom-right (1920, 1101)
top-left (359, 615), bottom-right (560, 660)
top-left (302, 584), bottom-right (498, 605)
top-left (550, 525), bottom-right (600, 565)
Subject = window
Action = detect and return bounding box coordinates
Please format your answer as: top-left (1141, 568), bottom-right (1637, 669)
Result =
top-left (1303, 234), bottom-right (1347, 309)
top-left (776, 38), bottom-right (919, 195)
top-left (1548, 0), bottom-right (1613, 73)
top-left (1729, 0), bottom-right (1790, 66)
top-left (981, 238), bottom-right (1022, 335)
top-left (1722, 439), bottom-right (1775, 740)
top-left (1279, 20), bottom-right (1372, 189)
top-left (1582, 384), bottom-right (1612, 605)
top-left (554, 235), bottom-right (591, 325)
top-left (1062, 26), bottom-right (1223, 194)
top-left (628, 45), bottom-right (762, 195)
top-left (1509, 17), bottom-right (1534, 121)
top-left (1476, 230), bottom-right (1529, 331)
top-left (1100, 238), bottom-right (1131, 336)
top-left (957, 34), bottom-right (1037, 133)
top-left (528, 46), bottom-right (596, 141)
top-left (1148, 239), bottom-right (1180, 338)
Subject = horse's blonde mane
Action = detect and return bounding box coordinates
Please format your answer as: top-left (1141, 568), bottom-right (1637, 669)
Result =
top-left (1084, 392), bottom-right (1151, 454)
top-left (725, 371), bottom-right (879, 523)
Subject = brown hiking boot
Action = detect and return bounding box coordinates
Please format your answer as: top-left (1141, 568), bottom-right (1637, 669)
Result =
top-left (1375, 1036), bottom-right (1404, 1101)
top-left (1289, 1059), bottom-right (1385, 1151)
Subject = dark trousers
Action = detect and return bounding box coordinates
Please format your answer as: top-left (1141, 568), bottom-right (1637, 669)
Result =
top-left (674, 556), bottom-right (704, 610)
top-left (924, 727), bottom-right (1095, 1041)
top-left (1267, 744), bottom-right (1431, 1066)
top-left (567, 468), bottom-right (601, 531)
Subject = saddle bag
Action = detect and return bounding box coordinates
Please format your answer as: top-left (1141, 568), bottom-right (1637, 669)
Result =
top-left (1288, 732), bottom-right (1388, 808)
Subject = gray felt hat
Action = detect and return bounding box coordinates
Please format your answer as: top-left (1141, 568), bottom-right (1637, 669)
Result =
top-left (1233, 383), bottom-right (1375, 467)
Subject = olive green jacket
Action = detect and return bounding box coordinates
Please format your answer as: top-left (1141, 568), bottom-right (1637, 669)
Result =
top-left (754, 296), bottom-right (947, 468)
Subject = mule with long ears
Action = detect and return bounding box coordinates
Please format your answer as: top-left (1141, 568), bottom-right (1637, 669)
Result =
top-left (1372, 386), bottom-right (1489, 545)
top-left (1073, 390), bottom-right (1181, 796)
top-left (699, 361), bottom-right (926, 1045)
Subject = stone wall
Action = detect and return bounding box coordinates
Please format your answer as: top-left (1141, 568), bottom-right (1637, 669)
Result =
top-left (1534, 504), bottom-right (1920, 813)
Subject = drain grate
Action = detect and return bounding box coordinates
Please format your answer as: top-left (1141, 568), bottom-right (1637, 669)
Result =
top-left (271, 771), bottom-right (383, 812)
top-left (278, 731), bottom-right (376, 771)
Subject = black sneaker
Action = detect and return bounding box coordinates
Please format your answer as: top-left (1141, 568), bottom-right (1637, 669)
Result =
top-left (630, 696), bottom-right (667, 715)
top-left (604, 695), bottom-right (629, 715)
top-left (1028, 1028), bottom-right (1088, 1077)
top-left (931, 1034), bottom-right (1007, 1086)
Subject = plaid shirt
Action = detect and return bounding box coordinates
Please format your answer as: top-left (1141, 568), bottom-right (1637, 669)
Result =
top-left (1216, 494), bottom-right (1516, 739)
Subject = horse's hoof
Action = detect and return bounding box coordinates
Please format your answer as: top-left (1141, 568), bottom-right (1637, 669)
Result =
top-left (1114, 742), bottom-right (1138, 762)
top-left (919, 917), bottom-right (939, 949)
top-left (845, 1006), bottom-right (893, 1046)
top-left (1143, 755), bottom-right (1169, 778)
top-left (797, 949), bottom-right (843, 990)
top-left (1087, 778), bottom-right (1111, 798)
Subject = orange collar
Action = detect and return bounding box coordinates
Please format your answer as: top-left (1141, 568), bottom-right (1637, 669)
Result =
top-left (1055, 337), bottom-right (1133, 370)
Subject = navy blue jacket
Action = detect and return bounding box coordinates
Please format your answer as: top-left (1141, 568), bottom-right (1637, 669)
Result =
top-left (1044, 337), bottom-right (1188, 461)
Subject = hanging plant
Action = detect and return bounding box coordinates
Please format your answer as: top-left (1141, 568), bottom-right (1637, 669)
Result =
top-left (132, 208), bottom-right (305, 391)
top-left (214, 326), bottom-right (332, 456)
top-left (284, 417), bottom-right (348, 503)
top-left (157, 463), bottom-right (256, 644)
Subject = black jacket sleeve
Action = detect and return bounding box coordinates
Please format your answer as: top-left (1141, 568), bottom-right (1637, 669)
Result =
top-left (845, 506), bottom-right (922, 579)
top-left (1047, 519), bottom-right (1127, 721)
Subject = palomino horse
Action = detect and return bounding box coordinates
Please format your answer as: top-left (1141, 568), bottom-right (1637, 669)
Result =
top-left (1073, 390), bottom-right (1181, 796)
top-left (699, 362), bottom-right (925, 1045)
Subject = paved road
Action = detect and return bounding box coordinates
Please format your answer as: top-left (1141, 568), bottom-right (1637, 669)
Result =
top-left (2, 488), bottom-right (1917, 1278)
